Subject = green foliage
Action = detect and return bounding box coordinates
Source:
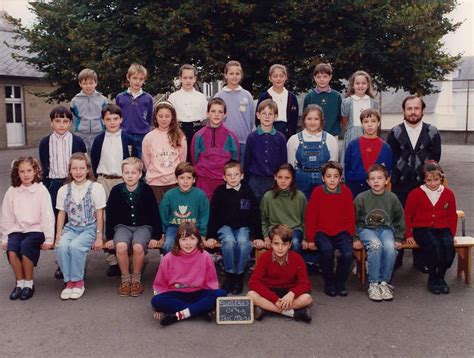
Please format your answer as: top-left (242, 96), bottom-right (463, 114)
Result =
top-left (7, 0), bottom-right (461, 102)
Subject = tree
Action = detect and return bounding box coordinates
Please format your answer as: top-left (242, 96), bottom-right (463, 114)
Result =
top-left (7, 0), bottom-right (461, 102)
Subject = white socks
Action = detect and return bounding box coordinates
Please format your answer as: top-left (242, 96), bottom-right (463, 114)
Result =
top-left (24, 280), bottom-right (34, 289)
top-left (281, 309), bottom-right (294, 318)
top-left (16, 280), bottom-right (25, 288)
top-left (176, 308), bottom-right (191, 320)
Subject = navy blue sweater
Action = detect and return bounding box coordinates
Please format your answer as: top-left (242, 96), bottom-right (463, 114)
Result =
top-left (90, 131), bottom-right (137, 175)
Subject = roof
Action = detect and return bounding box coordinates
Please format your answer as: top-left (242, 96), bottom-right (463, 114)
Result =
top-left (452, 56), bottom-right (474, 90)
top-left (381, 87), bottom-right (440, 114)
top-left (0, 11), bottom-right (44, 78)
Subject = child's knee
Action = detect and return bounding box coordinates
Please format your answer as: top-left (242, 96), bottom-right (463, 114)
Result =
top-left (132, 243), bottom-right (145, 254)
top-left (115, 242), bottom-right (128, 254)
top-left (246, 290), bottom-right (260, 299)
top-left (299, 293), bottom-right (313, 306)
top-left (366, 239), bottom-right (382, 251)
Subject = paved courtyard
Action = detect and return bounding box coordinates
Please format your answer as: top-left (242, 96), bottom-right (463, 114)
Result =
top-left (0, 145), bottom-right (473, 358)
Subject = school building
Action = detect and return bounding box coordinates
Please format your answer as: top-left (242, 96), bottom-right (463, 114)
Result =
top-left (0, 12), bottom-right (65, 149)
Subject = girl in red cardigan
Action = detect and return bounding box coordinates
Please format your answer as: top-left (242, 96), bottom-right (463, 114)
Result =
top-left (405, 162), bottom-right (457, 295)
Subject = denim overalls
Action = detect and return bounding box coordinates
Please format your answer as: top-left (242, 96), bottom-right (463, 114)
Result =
top-left (295, 131), bottom-right (330, 199)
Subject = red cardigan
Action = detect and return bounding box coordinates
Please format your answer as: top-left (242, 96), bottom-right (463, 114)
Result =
top-left (404, 186), bottom-right (457, 238)
top-left (248, 251), bottom-right (311, 304)
top-left (305, 184), bottom-right (355, 242)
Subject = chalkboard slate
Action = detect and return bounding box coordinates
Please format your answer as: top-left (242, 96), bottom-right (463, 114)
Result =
top-left (216, 296), bottom-right (254, 324)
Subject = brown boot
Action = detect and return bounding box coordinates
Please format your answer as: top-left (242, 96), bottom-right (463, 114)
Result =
top-left (130, 281), bottom-right (143, 297)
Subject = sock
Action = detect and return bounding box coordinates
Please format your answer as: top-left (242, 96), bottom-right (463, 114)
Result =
top-left (176, 308), bottom-right (191, 321)
top-left (281, 309), bottom-right (295, 318)
top-left (73, 280), bottom-right (84, 289)
top-left (121, 274), bottom-right (131, 283)
top-left (66, 281), bottom-right (74, 289)
top-left (131, 273), bottom-right (141, 283)
top-left (24, 280), bottom-right (33, 289)
top-left (16, 280), bottom-right (25, 288)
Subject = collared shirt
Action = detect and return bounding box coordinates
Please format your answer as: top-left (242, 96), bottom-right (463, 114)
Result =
top-left (271, 251), bottom-right (288, 266)
top-left (421, 184), bottom-right (445, 206)
top-left (225, 183), bottom-right (241, 191)
top-left (404, 121), bottom-right (423, 149)
top-left (97, 130), bottom-right (123, 176)
top-left (314, 86), bottom-right (332, 94)
top-left (221, 85), bottom-right (243, 92)
top-left (168, 88), bottom-right (207, 123)
top-left (351, 94), bottom-right (371, 123)
top-left (49, 131), bottom-right (72, 179)
top-left (267, 87), bottom-right (288, 122)
top-left (127, 88), bottom-right (143, 99)
top-left (257, 126), bottom-right (276, 136)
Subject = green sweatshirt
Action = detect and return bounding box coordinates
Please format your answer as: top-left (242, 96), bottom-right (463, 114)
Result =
top-left (354, 190), bottom-right (405, 242)
top-left (260, 189), bottom-right (307, 238)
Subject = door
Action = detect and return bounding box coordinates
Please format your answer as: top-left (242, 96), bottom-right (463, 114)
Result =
top-left (5, 85), bottom-right (25, 147)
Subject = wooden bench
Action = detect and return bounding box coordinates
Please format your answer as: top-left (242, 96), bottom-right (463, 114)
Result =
top-left (353, 235), bottom-right (474, 287)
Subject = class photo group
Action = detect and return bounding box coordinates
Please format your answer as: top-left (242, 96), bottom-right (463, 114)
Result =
top-left (1, 59), bottom-right (454, 327)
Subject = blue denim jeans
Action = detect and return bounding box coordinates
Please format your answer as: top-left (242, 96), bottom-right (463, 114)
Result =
top-left (358, 227), bottom-right (398, 283)
top-left (315, 231), bottom-right (353, 290)
top-left (151, 289), bottom-right (226, 316)
top-left (162, 225), bottom-right (178, 255)
top-left (217, 226), bottom-right (252, 274)
top-left (291, 228), bottom-right (304, 255)
top-left (295, 170), bottom-right (323, 199)
top-left (128, 133), bottom-right (146, 159)
top-left (56, 222), bottom-right (96, 282)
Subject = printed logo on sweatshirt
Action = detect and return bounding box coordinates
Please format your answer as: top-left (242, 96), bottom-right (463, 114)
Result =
top-left (171, 205), bottom-right (196, 225)
top-left (365, 209), bottom-right (391, 226)
top-left (240, 199), bottom-right (250, 210)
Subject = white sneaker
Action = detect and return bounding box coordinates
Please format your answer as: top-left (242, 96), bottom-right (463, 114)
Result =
top-left (367, 283), bottom-right (383, 301)
top-left (60, 288), bottom-right (73, 300)
top-left (70, 287), bottom-right (85, 300)
top-left (379, 282), bottom-right (394, 301)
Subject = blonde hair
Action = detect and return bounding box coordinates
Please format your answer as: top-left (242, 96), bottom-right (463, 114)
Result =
top-left (269, 64), bottom-right (288, 78)
top-left (224, 60), bottom-right (243, 77)
top-left (302, 104), bottom-right (325, 130)
top-left (78, 68), bottom-right (97, 83)
top-left (66, 153), bottom-right (95, 183)
top-left (127, 63), bottom-right (148, 80)
top-left (257, 99), bottom-right (278, 116)
top-left (121, 157), bottom-right (143, 172)
top-left (346, 70), bottom-right (374, 98)
top-left (179, 64), bottom-right (198, 77)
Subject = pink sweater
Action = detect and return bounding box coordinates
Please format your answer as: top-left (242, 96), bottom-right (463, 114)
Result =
top-left (142, 129), bottom-right (187, 186)
top-left (152, 249), bottom-right (219, 294)
top-left (1, 183), bottom-right (55, 244)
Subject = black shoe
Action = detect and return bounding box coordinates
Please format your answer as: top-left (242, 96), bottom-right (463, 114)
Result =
top-left (231, 274), bottom-right (244, 295)
top-left (427, 278), bottom-right (441, 294)
top-left (254, 306), bottom-right (266, 321)
top-left (106, 264), bottom-right (121, 277)
top-left (337, 289), bottom-right (348, 297)
top-left (294, 307), bottom-right (312, 323)
top-left (439, 279), bottom-right (450, 294)
top-left (221, 272), bottom-right (235, 293)
top-left (9, 286), bottom-right (22, 300)
top-left (160, 314), bottom-right (178, 326)
top-left (324, 286), bottom-right (337, 297)
top-left (204, 311), bottom-right (214, 322)
top-left (54, 266), bottom-right (63, 280)
top-left (19, 286), bottom-right (35, 300)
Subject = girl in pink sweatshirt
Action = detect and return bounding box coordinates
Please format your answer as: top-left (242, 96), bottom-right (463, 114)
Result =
top-left (1, 157), bottom-right (55, 301)
top-left (151, 222), bottom-right (226, 326)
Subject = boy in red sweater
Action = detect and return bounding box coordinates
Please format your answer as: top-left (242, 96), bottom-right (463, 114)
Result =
top-left (247, 224), bottom-right (313, 322)
top-left (405, 162), bottom-right (457, 295)
top-left (305, 161), bottom-right (355, 297)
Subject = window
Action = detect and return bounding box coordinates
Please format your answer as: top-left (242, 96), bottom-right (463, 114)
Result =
top-left (5, 85), bottom-right (24, 124)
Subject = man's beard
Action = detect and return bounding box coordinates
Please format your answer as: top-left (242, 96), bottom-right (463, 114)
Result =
top-left (404, 114), bottom-right (423, 125)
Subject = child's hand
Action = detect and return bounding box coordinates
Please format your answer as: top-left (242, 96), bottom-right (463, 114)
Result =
top-left (253, 239), bottom-right (265, 250)
top-left (93, 238), bottom-right (103, 250)
top-left (148, 239), bottom-right (159, 249)
top-left (204, 238), bottom-right (217, 249)
top-left (395, 241), bottom-right (403, 250)
top-left (264, 237), bottom-right (271, 249)
top-left (42, 242), bottom-right (54, 250)
top-left (353, 240), bottom-right (363, 250)
top-left (405, 237), bottom-right (416, 245)
top-left (104, 240), bottom-right (114, 250)
top-left (279, 291), bottom-right (295, 310)
top-left (302, 240), bottom-right (308, 250)
top-left (308, 242), bottom-right (317, 251)
top-left (2, 242), bottom-right (7, 250)
top-left (156, 235), bottom-right (165, 248)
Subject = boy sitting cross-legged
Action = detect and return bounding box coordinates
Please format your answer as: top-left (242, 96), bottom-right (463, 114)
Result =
top-left (247, 224), bottom-right (313, 323)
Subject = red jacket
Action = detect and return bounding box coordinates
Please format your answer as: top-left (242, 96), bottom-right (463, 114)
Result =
top-left (248, 251), bottom-right (311, 304)
top-left (404, 186), bottom-right (457, 238)
top-left (305, 184), bottom-right (355, 242)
